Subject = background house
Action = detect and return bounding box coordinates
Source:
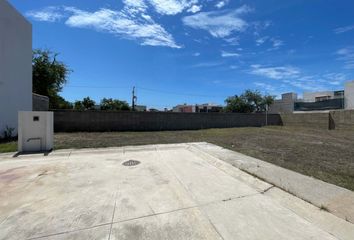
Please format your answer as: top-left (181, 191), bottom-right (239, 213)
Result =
top-left (268, 93), bottom-right (297, 114)
top-left (269, 80), bottom-right (354, 113)
top-left (135, 105), bottom-right (147, 112)
top-left (195, 103), bottom-right (223, 113)
top-left (172, 103), bottom-right (223, 113)
top-left (303, 90), bottom-right (344, 102)
top-left (0, 0), bottom-right (32, 137)
top-left (172, 104), bottom-right (196, 113)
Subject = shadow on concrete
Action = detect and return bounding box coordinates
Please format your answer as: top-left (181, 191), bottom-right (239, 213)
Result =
top-left (12, 150), bottom-right (52, 158)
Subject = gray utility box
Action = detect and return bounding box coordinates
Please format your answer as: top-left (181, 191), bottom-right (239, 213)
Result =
top-left (18, 111), bottom-right (53, 152)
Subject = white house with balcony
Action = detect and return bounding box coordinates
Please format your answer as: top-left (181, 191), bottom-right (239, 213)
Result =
top-left (0, 0), bottom-right (32, 137)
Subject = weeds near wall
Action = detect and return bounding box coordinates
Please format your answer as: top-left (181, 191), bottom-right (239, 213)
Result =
top-left (1, 126), bottom-right (15, 142)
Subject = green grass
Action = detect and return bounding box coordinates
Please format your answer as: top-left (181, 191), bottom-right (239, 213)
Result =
top-left (1, 126), bottom-right (354, 191)
top-left (0, 141), bottom-right (17, 153)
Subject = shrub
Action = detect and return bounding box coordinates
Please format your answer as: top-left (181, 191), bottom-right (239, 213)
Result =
top-left (2, 126), bottom-right (15, 140)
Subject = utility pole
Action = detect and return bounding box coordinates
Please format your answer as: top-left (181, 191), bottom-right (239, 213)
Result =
top-left (132, 86), bottom-right (137, 111)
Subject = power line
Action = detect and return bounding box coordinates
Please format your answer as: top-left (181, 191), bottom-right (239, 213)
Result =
top-left (136, 86), bottom-right (224, 98)
top-left (65, 85), bottom-right (226, 99)
top-left (65, 85), bottom-right (131, 89)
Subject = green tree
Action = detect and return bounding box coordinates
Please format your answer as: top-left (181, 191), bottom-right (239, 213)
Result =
top-left (243, 90), bottom-right (263, 112)
top-left (32, 49), bottom-right (71, 109)
top-left (54, 95), bottom-right (73, 109)
top-left (82, 97), bottom-right (96, 110)
top-left (100, 98), bottom-right (130, 111)
top-left (225, 90), bottom-right (275, 113)
top-left (225, 95), bottom-right (253, 113)
top-left (261, 95), bottom-right (276, 111)
top-left (74, 101), bottom-right (84, 111)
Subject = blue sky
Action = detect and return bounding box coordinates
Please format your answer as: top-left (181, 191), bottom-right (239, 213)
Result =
top-left (10, 0), bottom-right (354, 109)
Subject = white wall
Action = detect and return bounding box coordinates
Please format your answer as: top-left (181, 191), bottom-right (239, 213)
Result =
top-left (0, 0), bottom-right (32, 137)
top-left (345, 80), bottom-right (354, 109)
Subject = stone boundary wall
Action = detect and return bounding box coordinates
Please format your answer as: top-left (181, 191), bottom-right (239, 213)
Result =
top-left (330, 110), bottom-right (354, 130)
top-left (53, 111), bottom-right (282, 132)
top-left (280, 110), bottom-right (354, 130)
top-left (53, 110), bottom-right (354, 132)
top-left (280, 112), bottom-right (330, 129)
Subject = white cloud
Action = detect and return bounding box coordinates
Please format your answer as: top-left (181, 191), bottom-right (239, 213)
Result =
top-left (123, 0), bottom-right (200, 15)
top-left (271, 38), bottom-right (283, 48)
top-left (187, 5), bottom-right (202, 13)
top-left (322, 73), bottom-right (347, 83)
top-left (254, 82), bottom-right (275, 92)
top-left (221, 51), bottom-right (240, 57)
top-left (123, 0), bottom-right (148, 13)
top-left (215, 0), bottom-right (229, 9)
top-left (256, 36), bottom-right (268, 46)
top-left (336, 47), bottom-right (354, 69)
top-left (191, 61), bottom-right (223, 68)
top-left (148, 0), bottom-right (198, 15)
top-left (256, 36), bottom-right (283, 49)
top-left (224, 37), bottom-right (240, 45)
top-left (284, 73), bottom-right (347, 91)
top-left (253, 21), bottom-right (272, 36)
top-left (193, 52), bottom-right (201, 56)
top-left (65, 8), bottom-right (180, 48)
top-left (250, 65), bottom-right (300, 80)
top-left (28, 5), bottom-right (180, 48)
top-left (250, 65), bottom-right (347, 91)
top-left (282, 79), bottom-right (321, 91)
top-left (26, 6), bottom-right (64, 22)
top-left (334, 25), bottom-right (354, 34)
top-left (182, 5), bottom-right (252, 38)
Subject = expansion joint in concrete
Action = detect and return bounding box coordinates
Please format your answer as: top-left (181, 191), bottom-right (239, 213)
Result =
top-left (108, 198), bottom-right (117, 240)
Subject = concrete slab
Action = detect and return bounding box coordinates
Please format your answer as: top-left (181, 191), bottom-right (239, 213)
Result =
top-left (110, 208), bottom-right (222, 240)
top-left (190, 142), bottom-right (354, 223)
top-left (265, 187), bottom-right (354, 240)
top-left (0, 143), bottom-right (353, 240)
top-left (0, 158), bottom-right (117, 239)
top-left (33, 225), bottom-right (111, 240)
top-left (201, 194), bottom-right (337, 240)
top-left (158, 149), bottom-right (258, 204)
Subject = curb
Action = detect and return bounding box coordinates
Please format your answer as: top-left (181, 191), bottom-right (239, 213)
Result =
top-left (189, 142), bottom-right (354, 224)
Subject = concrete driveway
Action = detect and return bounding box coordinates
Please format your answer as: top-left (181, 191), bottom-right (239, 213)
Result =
top-left (0, 143), bottom-right (353, 240)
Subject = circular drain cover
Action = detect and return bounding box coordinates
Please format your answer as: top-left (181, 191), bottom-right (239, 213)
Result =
top-left (122, 160), bottom-right (141, 166)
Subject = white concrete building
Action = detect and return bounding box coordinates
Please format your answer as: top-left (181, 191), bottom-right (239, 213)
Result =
top-left (345, 80), bottom-right (354, 109)
top-left (269, 92), bottom-right (297, 114)
top-left (303, 91), bottom-right (344, 102)
top-left (0, 0), bottom-right (32, 137)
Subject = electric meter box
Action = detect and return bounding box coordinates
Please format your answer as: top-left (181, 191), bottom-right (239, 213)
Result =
top-left (18, 111), bottom-right (54, 152)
